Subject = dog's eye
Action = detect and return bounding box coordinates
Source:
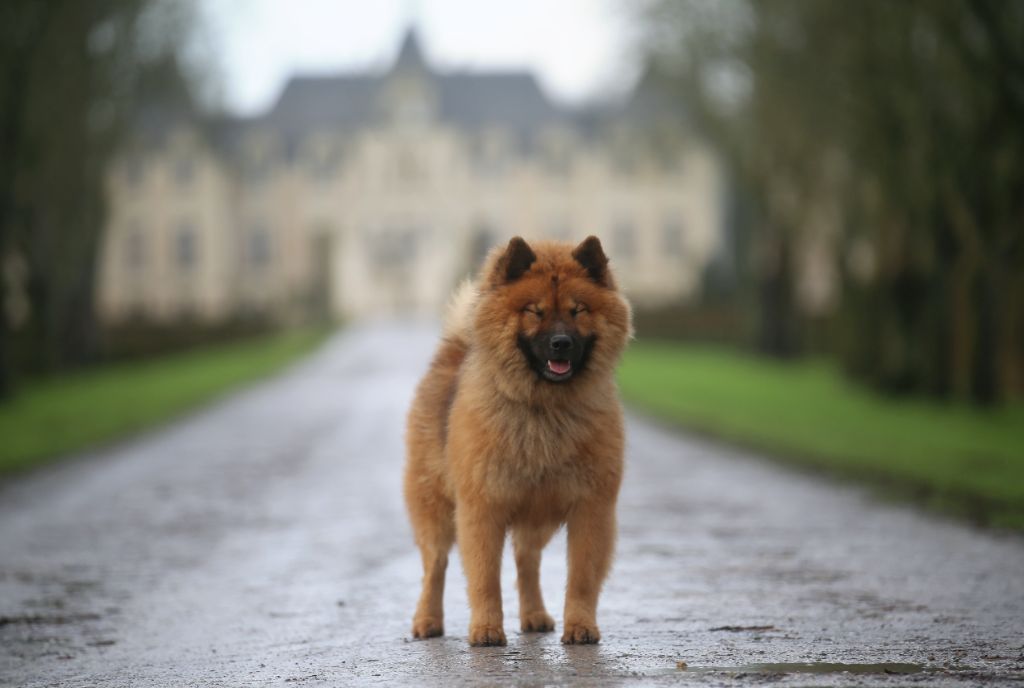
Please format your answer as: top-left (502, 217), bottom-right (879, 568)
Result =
top-left (570, 304), bottom-right (588, 317)
top-left (523, 305), bottom-right (543, 317)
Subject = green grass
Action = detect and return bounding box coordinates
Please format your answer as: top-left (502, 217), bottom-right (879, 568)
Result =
top-left (618, 341), bottom-right (1024, 529)
top-left (0, 328), bottom-right (331, 475)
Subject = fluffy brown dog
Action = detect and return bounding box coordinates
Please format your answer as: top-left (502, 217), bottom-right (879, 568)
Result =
top-left (404, 235), bottom-right (632, 646)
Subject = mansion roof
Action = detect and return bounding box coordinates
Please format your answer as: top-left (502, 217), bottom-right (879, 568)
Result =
top-left (132, 30), bottom-right (684, 155)
top-left (268, 71), bottom-right (566, 140)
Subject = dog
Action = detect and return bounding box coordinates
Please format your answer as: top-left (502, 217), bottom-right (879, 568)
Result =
top-left (404, 235), bottom-right (632, 646)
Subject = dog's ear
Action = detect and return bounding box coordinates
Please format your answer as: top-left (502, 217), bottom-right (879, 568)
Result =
top-left (493, 236), bottom-right (537, 284)
top-left (572, 236), bottom-right (610, 286)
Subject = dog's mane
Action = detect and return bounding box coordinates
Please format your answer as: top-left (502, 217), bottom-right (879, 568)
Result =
top-left (442, 279), bottom-right (478, 345)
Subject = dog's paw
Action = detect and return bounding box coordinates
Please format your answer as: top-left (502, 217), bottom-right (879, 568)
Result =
top-left (411, 616), bottom-right (444, 639)
top-left (561, 621), bottom-right (601, 645)
top-left (468, 624), bottom-right (507, 646)
top-left (520, 610), bottom-right (555, 633)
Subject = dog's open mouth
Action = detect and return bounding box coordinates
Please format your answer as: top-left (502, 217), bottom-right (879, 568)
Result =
top-left (544, 359), bottom-right (573, 381)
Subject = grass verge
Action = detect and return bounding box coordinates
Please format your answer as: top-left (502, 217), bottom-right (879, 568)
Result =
top-left (618, 341), bottom-right (1024, 529)
top-left (0, 327), bottom-right (331, 475)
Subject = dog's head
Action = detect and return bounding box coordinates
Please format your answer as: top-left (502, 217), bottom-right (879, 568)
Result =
top-left (474, 236), bottom-right (632, 392)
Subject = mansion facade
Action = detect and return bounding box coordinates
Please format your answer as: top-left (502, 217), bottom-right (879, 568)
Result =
top-left (97, 31), bottom-right (725, 324)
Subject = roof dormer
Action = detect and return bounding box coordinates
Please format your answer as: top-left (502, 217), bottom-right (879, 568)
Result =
top-left (381, 28), bottom-right (438, 127)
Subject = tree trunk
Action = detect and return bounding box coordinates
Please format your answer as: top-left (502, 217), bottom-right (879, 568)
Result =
top-left (969, 264), bottom-right (1000, 405)
top-left (0, 286), bottom-right (9, 399)
top-left (754, 224), bottom-right (800, 358)
top-left (0, 3), bottom-right (58, 395)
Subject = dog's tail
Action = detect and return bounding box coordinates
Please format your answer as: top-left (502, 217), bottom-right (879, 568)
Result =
top-left (442, 279), bottom-right (478, 345)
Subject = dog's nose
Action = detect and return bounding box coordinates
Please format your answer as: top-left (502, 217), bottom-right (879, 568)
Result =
top-left (550, 334), bottom-right (572, 352)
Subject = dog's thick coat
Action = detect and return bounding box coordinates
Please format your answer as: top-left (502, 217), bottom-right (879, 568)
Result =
top-left (404, 236), bottom-right (632, 646)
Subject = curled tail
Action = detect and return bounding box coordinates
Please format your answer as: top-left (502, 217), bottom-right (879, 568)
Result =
top-left (442, 279), bottom-right (478, 345)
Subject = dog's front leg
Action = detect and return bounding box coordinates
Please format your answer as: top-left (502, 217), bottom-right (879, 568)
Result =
top-left (562, 496), bottom-right (616, 644)
top-left (456, 502), bottom-right (507, 646)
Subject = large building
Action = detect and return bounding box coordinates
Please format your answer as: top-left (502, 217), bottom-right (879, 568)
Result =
top-left (97, 31), bottom-right (724, 324)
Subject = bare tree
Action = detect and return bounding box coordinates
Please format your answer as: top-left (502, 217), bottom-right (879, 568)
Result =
top-left (639, 0), bottom-right (1024, 404)
top-left (0, 0), bottom-right (202, 398)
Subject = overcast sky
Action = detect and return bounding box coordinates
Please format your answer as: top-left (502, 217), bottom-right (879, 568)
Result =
top-left (198, 0), bottom-right (641, 116)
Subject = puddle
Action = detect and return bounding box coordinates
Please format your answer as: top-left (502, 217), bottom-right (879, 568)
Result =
top-left (677, 662), bottom-right (925, 675)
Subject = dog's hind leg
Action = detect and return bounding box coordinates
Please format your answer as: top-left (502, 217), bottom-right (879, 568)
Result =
top-left (408, 486), bottom-right (455, 639)
top-left (513, 522), bottom-right (558, 632)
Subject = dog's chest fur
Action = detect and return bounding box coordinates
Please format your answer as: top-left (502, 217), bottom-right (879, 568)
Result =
top-left (479, 396), bottom-right (603, 505)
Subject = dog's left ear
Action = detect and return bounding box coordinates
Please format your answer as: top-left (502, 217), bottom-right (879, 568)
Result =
top-left (572, 236), bottom-right (610, 286)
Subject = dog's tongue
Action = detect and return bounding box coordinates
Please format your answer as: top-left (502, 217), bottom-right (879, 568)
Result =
top-left (547, 360), bottom-right (571, 375)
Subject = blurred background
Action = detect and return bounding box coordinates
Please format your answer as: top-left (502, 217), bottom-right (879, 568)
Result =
top-left (0, 1), bottom-right (1022, 524)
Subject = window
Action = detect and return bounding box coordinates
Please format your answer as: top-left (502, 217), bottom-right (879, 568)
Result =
top-left (544, 143), bottom-right (571, 177)
top-left (612, 146), bottom-right (637, 177)
top-left (246, 156), bottom-right (270, 183)
top-left (660, 151), bottom-right (684, 175)
top-left (471, 223), bottom-right (497, 267)
top-left (396, 147), bottom-right (422, 184)
top-left (662, 216), bottom-right (685, 256)
top-left (306, 139), bottom-right (344, 182)
top-left (124, 157), bottom-right (144, 186)
top-left (547, 222), bottom-right (571, 241)
top-left (244, 140), bottom-right (273, 183)
top-left (613, 220), bottom-right (636, 259)
top-left (175, 223), bottom-right (197, 270)
top-left (124, 227), bottom-right (145, 270)
top-left (174, 157), bottom-right (193, 186)
top-left (396, 97), bottom-right (430, 125)
top-left (319, 150), bottom-right (343, 181)
top-left (369, 225), bottom-right (419, 268)
top-left (248, 226), bottom-right (271, 268)
top-left (474, 132), bottom-right (508, 177)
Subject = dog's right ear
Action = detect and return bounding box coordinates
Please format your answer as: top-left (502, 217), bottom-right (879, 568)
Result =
top-left (491, 236), bottom-right (537, 285)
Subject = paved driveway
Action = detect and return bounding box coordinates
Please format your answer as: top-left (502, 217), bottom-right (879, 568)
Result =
top-left (1, 323), bottom-right (1022, 686)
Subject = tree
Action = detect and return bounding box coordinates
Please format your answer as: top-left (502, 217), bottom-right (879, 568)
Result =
top-left (639, 0), bottom-right (1024, 404)
top-left (0, 0), bottom-right (201, 398)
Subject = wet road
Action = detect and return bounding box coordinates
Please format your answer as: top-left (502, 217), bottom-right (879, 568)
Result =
top-left (1, 323), bottom-right (1023, 687)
